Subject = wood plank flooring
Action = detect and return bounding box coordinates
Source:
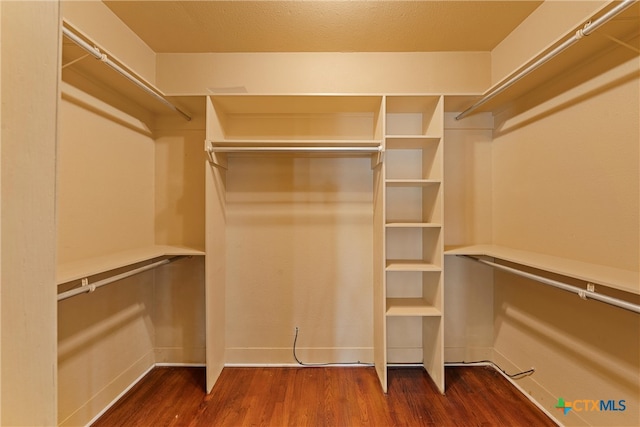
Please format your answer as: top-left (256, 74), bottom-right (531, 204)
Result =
top-left (92, 366), bottom-right (558, 426)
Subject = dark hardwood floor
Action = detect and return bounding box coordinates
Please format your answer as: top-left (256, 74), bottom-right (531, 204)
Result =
top-left (92, 366), bottom-right (558, 426)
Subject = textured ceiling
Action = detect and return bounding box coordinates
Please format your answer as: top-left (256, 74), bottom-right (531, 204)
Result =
top-left (103, 0), bottom-right (543, 53)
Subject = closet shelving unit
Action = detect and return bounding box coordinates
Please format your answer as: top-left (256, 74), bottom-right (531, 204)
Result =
top-left (58, 22), bottom-right (208, 425)
top-left (204, 94), bottom-right (447, 393)
top-left (205, 94), bottom-right (384, 156)
top-left (383, 96), bottom-right (445, 393)
top-left (205, 93), bottom-right (386, 391)
top-left (58, 23), bottom-right (205, 290)
top-left (444, 0), bottom-right (639, 303)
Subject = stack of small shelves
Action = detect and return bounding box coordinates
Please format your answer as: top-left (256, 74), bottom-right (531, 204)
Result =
top-left (384, 95), bottom-right (445, 393)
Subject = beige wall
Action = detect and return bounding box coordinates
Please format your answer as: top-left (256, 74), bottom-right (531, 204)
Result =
top-left (492, 54), bottom-right (639, 270)
top-left (57, 81), bottom-right (206, 426)
top-left (154, 109), bottom-right (207, 251)
top-left (58, 4), bottom-right (207, 424)
top-left (443, 112), bottom-right (495, 362)
top-left (57, 269), bottom-right (155, 426)
top-left (157, 52), bottom-right (490, 95)
top-left (224, 156), bottom-right (374, 364)
top-left (491, 0), bottom-right (609, 86)
top-left (490, 33), bottom-right (639, 427)
top-left (57, 86), bottom-right (156, 264)
top-left (62, 0), bottom-right (157, 85)
top-left (1, 1), bottom-right (59, 425)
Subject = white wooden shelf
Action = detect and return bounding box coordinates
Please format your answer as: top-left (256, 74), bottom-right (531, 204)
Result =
top-left (208, 139), bottom-right (382, 147)
top-left (385, 135), bottom-right (442, 140)
top-left (208, 94), bottom-right (384, 143)
top-left (386, 299), bottom-right (442, 317)
top-left (445, 244), bottom-right (639, 295)
top-left (210, 94), bottom-right (383, 114)
top-left (385, 223), bottom-right (442, 228)
top-left (386, 260), bottom-right (441, 272)
top-left (385, 179), bottom-right (441, 186)
top-left (56, 245), bottom-right (205, 285)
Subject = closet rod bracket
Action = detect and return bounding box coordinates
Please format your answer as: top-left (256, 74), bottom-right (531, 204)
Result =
top-left (204, 140), bottom-right (228, 170)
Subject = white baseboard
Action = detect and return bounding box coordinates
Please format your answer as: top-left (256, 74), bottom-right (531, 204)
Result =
top-left (59, 353), bottom-right (156, 427)
top-left (225, 346), bottom-right (373, 365)
top-left (80, 362), bottom-right (204, 427)
top-left (155, 362), bottom-right (206, 367)
top-left (224, 362), bottom-right (374, 368)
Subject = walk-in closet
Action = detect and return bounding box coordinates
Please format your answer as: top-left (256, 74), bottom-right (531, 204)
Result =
top-left (1, 1), bottom-right (638, 426)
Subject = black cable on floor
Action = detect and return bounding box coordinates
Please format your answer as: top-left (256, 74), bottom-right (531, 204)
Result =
top-left (292, 327), bottom-right (373, 367)
top-left (446, 360), bottom-right (535, 379)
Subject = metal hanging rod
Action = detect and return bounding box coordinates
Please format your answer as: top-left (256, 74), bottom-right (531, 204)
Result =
top-left (57, 256), bottom-right (187, 302)
top-left (207, 145), bottom-right (383, 153)
top-left (455, 0), bottom-right (638, 120)
top-left (62, 25), bottom-right (191, 121)
top-left (461, 255), bottom-right (640, 314)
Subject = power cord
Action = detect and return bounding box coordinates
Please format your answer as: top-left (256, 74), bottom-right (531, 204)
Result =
top-left (292, 327), bottom-right (373, 367)
top-left (292, 328), bottom-right (534, 378)
top-left (446, 360), bottom-right (535, 379)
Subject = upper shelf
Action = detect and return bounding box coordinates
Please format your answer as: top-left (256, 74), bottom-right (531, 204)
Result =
top-left (453, 1), bottom-right (639, 118)
top-left (385, 96), bottom-right (443, 137)
top-left (61, 24), bottom-right (202, 120)
top-left (208, 95), bottom-right (384, 143)
top-left (445, 244), bottom-right (639, 296)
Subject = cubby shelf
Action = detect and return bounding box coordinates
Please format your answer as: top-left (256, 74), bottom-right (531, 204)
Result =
top-left (386, 135), bottom-right (442, 140)
top-left (385, 179), bottom-right (441, 186)
top-left (385, 223), bottom-right (442, 228)
top-left (386, 299), bottom-right (442, 317)
top-left (385, 260), bottom-right (442, 272)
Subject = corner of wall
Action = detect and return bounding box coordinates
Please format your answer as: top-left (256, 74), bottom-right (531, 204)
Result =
top-left (61, 0), bottom-right (157, 85)
top-left (490, 0), bottom-right (610, 85)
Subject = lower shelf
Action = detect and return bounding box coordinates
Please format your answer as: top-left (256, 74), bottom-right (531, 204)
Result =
top-left (57, 245), bottom-right (205, 285)
top-left (386, 260), bottom-right (441, 272)
top-left (444, 244), bottom-right (639, 295)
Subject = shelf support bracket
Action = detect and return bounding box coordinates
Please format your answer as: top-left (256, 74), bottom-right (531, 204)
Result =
top-left (371, 147), bottom-right (385, 169)
top-left (204, 140), bottom-right (228, 170)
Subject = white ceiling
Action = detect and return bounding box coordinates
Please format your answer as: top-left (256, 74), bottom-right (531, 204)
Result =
top-left (103, 0), bottom-right (544, 53)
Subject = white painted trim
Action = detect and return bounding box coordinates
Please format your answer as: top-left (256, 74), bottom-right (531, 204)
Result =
top-left (83, 362), bottom-right (204, 427)
top-left (224, 363), bottom-right (374, 368)
top-left (155, 363), bottom-right (206, 368)
top-left (84, 364), bottom-right (155, 427)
